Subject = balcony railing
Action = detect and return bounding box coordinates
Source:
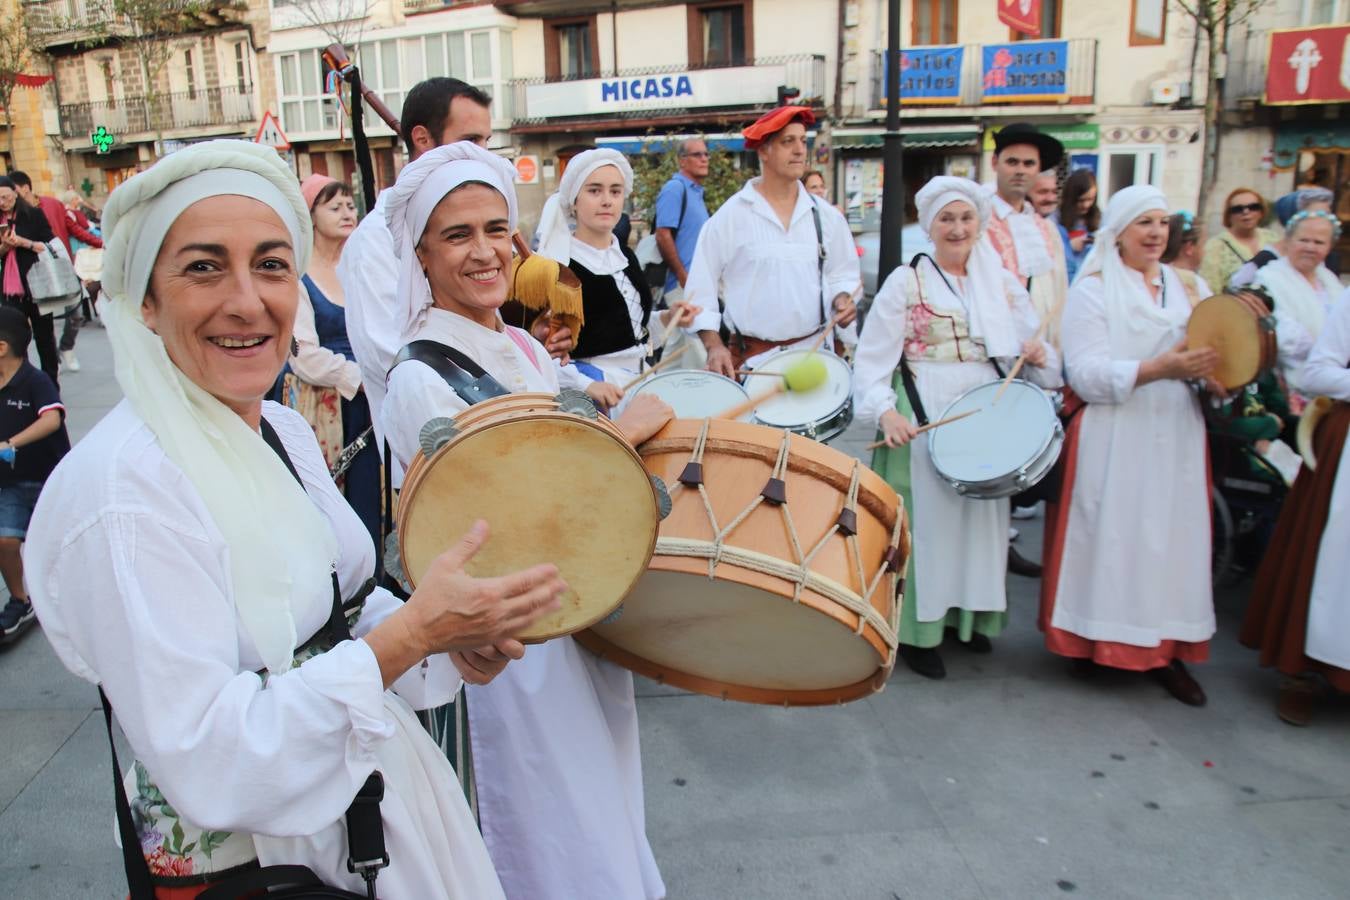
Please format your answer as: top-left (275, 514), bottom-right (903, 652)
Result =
top-left (869, 39), bottom-right (1096, 110)
top-left (507, 54), bottom-right (826, 125)
top-left (60, 85), bottom-right (257, 142)
top-left (25, 0), bottom-right (134, 48)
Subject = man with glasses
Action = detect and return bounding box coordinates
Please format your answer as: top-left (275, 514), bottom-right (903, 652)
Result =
top-left (654, 138), bottom-right (711, 304)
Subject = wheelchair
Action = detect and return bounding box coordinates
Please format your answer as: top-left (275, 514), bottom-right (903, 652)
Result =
top-left (1208, 431), bottom-right (1288, 586)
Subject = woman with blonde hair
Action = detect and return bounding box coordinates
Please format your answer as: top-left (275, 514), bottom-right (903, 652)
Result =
top-left (1200, 187), bottom-right (1278, 293)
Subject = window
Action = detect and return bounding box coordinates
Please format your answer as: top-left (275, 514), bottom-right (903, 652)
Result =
top-left (1100, 146), bottom-right (1162, 205)
top-left (356, 39), bottom-right (405, 123)
top-left (100, 57), bottom-right (117, 108)
top-left (1130, 0), bottom-right (1166, 46)
top-left (232, 42), bottom-right (249, 93)
top-left (688, 1), bottom-right (753, 69)
top-left (183, 49), bottom-right (197, 99)
top-left (1012, 0), bottom-right (1060, 40)
top-left (276, 48), bottom-right (338, 134)
top-left (405, 32), bottom-right (497, 117)
top-left (1304, 0), bottom-right (1345, 24)
top-left (912, 0), bottom-right (957, 46)
top-left (545, 17), bottom-right (598, 82)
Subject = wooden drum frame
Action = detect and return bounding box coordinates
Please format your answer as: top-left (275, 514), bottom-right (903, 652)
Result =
top-left (1186, 292), bottom-right (1278, 391)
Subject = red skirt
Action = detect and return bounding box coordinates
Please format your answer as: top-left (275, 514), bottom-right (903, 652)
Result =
top-left (1038, 392), bottom-right (1210, 671)
top-left (1240, 402), bottom-right (1350, 693)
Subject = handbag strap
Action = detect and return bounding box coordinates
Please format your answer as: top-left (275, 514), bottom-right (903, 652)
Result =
top-left (99, 687), bottom-right (155, 900)
top-left (810, 199), bottom-right (827, 328)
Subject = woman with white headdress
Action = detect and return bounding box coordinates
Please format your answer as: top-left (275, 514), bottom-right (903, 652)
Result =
top-left (535, 148), bottom-right (699, 404)
top-left (378, 141), bottom-right (671, 900)
top-left (854, 176), bottom-right (1060, 681)
top-left (1039, 185), bottom-right (1220, 707)
top-left (22, 140), bottom-right (569, 898)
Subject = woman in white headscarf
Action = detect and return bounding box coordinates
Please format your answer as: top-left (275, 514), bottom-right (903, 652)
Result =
top-left (535, 148), bottom-right (698, 405)
top-left (378, 141), bottom-right (671, 900)
top-left (854, 176), bottom-right (1060, 680)
top-left (1039, 185), bottom-right (1220, 707)
top-left (22, 140), bottom-right (568, 898)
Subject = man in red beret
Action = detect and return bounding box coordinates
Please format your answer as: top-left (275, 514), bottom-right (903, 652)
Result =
top-left (683, 106), bottom-right (861, 375)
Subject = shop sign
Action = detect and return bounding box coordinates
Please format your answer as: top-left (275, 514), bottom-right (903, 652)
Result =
top-left (981, 40), bottom-right (1068, 103)
top-left (514, 155), bottom-right (540, 185)
top-left (983, 123), bottom-right (1098, 151)
top-left (1265, 25), bottom-right (1350, 105)
top-left (877, 46), bottom-right (964, 105)
top-left (90, 125), bottom-right (116, 154)
top-left (524, 64), bottom-right (788, 118)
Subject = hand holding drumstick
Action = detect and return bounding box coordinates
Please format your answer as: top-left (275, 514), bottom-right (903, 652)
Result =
top-left (864, 407), bottom-right (983, 450)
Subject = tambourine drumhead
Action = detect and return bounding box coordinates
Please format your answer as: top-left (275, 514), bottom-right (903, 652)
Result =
top-left (750, 349), bottom-right (853, 434)
top-left (628, 369), bottom-right (752, 420)
top-left (1186, 293), bottom-right (1271, 391)
top-left (398, 396), bottom-right (659, 642)
top-left (577, 419), bottom-right (907, 705)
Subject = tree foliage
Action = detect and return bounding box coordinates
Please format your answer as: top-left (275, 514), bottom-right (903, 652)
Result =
top-left (630, 135), bottom-right (746, 225)
top-left (0, 0), bottom-right (36, 162)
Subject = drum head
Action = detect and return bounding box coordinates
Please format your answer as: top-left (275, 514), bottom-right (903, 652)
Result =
top-left (1187, 294), bottom-right (1261, 390)
top-left (629, 370), bottom-right (752, 420)
top-left (752, 350), bottom-right (853, 429)
top-left (400, 416), bottom-right (658, 642)
top-left (929, 381), bottom-right (1058, 487)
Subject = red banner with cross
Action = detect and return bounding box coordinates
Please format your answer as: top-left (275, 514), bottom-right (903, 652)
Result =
top-left (1265, 24), bottom-right (1350, 105)
top-left (997, 0), bottom-right (1042, 36)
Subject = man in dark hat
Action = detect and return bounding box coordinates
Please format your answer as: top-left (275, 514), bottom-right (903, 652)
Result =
top-left (984, 123), bottom-right (1069, 579)
top-left (684, 105), bottom-right (861, 376)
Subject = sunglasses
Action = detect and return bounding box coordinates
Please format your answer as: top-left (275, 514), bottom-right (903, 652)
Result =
top-left (1228, 202), bottom-right (1263, 215)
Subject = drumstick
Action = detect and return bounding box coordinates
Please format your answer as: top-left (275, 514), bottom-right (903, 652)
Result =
top-left (619, 343), bottom-right (690, 391)
top-left (864, 407), bottom-right (984, 450)
top-left (716, 354), bottom-right (829, 420)
top-left (993, 317), bottom-right (1052, 404)
top-left (809, 312), bottom-right (845, 353)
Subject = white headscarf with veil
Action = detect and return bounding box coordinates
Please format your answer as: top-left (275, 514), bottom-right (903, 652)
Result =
top-left (382, 141), bottom-right (519, 346)
top-left (535, 148), bottom-right (634, 266)
top-left (1073, 185), bottom-right (1182, 356)
top-left (100, 139), bottom-right (337, 676)
top-left (914, 176), bottom-right (1022, 358)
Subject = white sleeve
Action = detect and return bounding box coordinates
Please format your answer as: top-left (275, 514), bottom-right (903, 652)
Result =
top-left (556, 360), bottom-right (596, 389)
top-left (1298, 296), bottom-right (1350, 401)
top-left (822, 204), bottom-right (862, 304)
top-left (352, 586), bottom-right (461, 710)
top-left (1061, 276), bottom-right (1140, 405)
top-left (381, 361), bottom-right (469, 470)
top-left (33, 512), bottom-right (397, 837)
top-left (852, 267), bottom-right (911, 429)
top-left (1002, 270), bottom-right (1063, 389)
top-left (685, 212), bottom-right (725, 334)
top-left (337, 211), bottom-right (401, 393)
top-left (289, 283), bottom-right (362, 399)
top-left (1193, 274), bottom-right (1214, 301)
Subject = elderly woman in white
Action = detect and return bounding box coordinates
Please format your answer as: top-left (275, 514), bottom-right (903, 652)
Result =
top-left (535, 148), bottom-right (699, 406)
top-left (23, 142), bottom-right (568, 898)
top-left (854, 176), bottom-right (1059, 681)
top-left (378, 142), bottom-right (671, 900)
top-left (1039, 185), bottom-right (1221, 707)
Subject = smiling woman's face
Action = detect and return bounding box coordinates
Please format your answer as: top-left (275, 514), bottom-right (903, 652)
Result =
top-left (142, 195), bottom-right (298, 420)
top-left (415, 183), bottom-right (512, 324)
top-left (1118, 209), bottom-right (1170, 271)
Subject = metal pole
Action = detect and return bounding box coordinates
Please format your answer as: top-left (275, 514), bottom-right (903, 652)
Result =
top-left (877, 0), bottom-right (905, 284)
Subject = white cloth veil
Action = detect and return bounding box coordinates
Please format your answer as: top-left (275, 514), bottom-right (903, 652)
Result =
top-left (535, 148), bottom-right (634, 265)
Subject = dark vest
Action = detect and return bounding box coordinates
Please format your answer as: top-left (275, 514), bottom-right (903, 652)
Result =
top-left (569, 246), bottom-right (654, 359)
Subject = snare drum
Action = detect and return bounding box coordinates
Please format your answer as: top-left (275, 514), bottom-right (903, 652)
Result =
top-left (748, 348), bottom-right (854, 442)
top-left (576, 419), bottom-right (908, 706)
top-left (927, 380), bottom-right (1063, 499)
top-left (1186, 292), bottom-right (1277, 391)
top-left (396, 392), bottom-right (661, 642)
top-left (628, 369), bottom-right (753, 420)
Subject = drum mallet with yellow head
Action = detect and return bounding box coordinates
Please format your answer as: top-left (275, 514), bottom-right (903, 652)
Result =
top-left (716, 353), bottom-right (830, 421)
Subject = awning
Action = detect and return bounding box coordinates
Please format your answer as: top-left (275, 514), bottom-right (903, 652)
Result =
top-left (1273, 124), bottom-right (1350, 170)
top-left (830, 126), bottom-right (980, 151)
top-left (596, 133), bottom-right (745, 154)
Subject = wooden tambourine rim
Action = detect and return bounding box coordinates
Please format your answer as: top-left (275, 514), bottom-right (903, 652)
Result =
top-left (1186, 293), bottom-right (1277, 390)
top-left (397, 406), bottom-right (658, 643)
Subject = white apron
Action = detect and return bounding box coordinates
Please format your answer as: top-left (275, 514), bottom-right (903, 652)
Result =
top-left (1306, 434), bottom-right (1350, 668)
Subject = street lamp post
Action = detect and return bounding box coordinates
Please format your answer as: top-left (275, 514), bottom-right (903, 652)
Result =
top-left (876, 0), bottom-right (905, 285)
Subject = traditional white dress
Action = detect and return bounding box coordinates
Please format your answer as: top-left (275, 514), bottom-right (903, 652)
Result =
top-left (1255, 257), bottom-right (1343, 393)
top-left (381, 307), bottom-right (665, 900)
top-left (1043, 266), bottom-right (1215, 665)
top-left (24, 401), bottom-right (502, 899)
top-left (855, 261), bottom-right (1060, 641)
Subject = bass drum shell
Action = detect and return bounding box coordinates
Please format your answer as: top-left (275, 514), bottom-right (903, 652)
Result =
top-left (927, 380), bottom-right (1064, 499)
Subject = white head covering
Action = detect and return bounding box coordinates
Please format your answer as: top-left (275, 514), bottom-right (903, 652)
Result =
top-left (913, 176), bottom-right (1021, 358)
top-left (383, 141), bottom-right (519, 345)
top-left (536, 148), bottom-right (633, 264)
top-left (100, 139), bottom-right (336, 675)
top-left (1073, 184), bottom-right (1180, 355)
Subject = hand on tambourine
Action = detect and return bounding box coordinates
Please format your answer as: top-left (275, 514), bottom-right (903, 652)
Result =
top-left (405, 521), bottom-right (566, 654)
top-left (879, 409), bottom-right (919, 448)
top-left (1156, 337), bottom-right (1219, 382)
top-left (616, 393), bottom-right (674, 446)
top-left (585, 380), bottom-right (625, 411)
top-left (451, 640), bottom-right (525, 685)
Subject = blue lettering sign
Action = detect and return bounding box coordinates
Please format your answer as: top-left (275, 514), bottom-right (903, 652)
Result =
top-left (598, 73), bottom-right (698, 105)
top-left (880, 46), bottom-right (964, 104)
top-left (676, 75), bottom-right (693, 96)
top-left (601, 81), bottom-right (620, 102)
top-left (981, 40), bottom-right (1069, 102)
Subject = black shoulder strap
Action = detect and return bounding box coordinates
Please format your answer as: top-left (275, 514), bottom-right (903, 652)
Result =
top-left (101, 687), bottom-right (154, 899)
top-left (811, 199), bottom-right (827, 328)
top-left (676, 181), bottom-right (688, 234)
top-left (393, 339), bottom-right (510, 407)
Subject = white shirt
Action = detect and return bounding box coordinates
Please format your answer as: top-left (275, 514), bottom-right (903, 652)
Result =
top-left (1300, 288), bottom-right (1350, 400)
top-left (685, 179), bottom-right (861, 341)
top-left (987, 188), bottom-right (1054, 277)
top-left (25, 400), bottom-right (499, 898)
top-left (337, 192), bottom-right (398, 449)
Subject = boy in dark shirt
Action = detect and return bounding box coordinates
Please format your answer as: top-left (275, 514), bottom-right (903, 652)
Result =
top-left (0, 306), bottom-right (70, 638)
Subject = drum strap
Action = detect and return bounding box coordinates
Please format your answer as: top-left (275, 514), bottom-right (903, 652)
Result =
top-left (810, 200), bottom-right (827, 328)
top-left (393, 340), bottom-right (510, 407)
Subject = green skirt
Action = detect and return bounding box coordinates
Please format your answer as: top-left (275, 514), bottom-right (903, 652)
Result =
top-left (869, 371), bottom-right (1008, 649)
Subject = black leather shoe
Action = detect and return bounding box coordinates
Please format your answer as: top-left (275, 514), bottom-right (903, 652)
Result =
top-left (898, 645), bottom-right (946, 680)
top-left (946, 627), bottom-right (992, 653)
top-left (1008, 546), bottom-right (1043, 578)
top-left (1151, 661), bottom-right (1207, 707)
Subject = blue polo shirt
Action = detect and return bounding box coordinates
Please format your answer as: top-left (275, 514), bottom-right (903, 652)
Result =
top-left (654, 172), bottom-right (710, 293)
